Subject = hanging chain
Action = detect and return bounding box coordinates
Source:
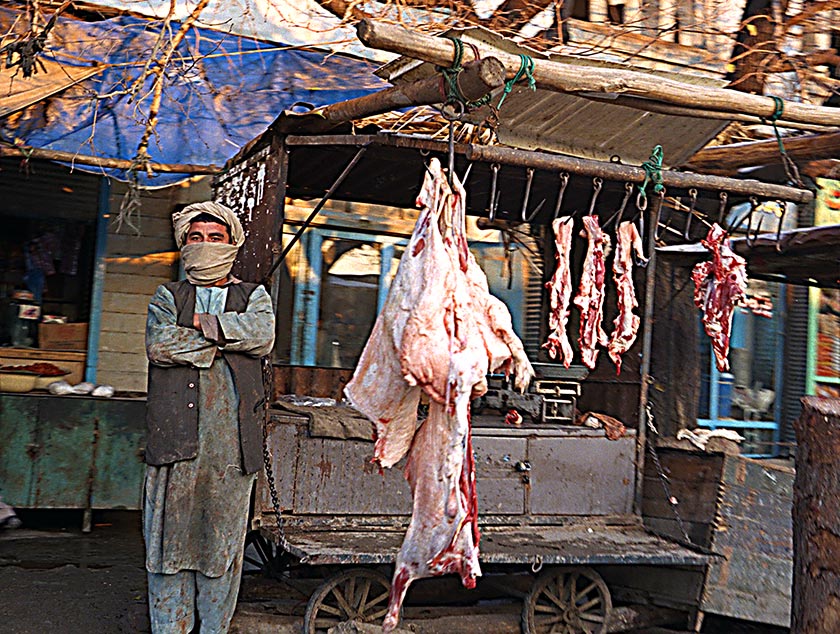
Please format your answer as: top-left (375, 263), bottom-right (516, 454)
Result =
top-left (261, 356), bottom-right (285, 540)
top-left (644, 402), bottom-right (692, 545)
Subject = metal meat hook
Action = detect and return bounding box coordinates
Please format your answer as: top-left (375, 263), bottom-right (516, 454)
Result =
top-left (520, 168), bottom-right (546, 222)
top-left (552, 172), bottom-right (570, 220)
top-left (683, 188), bottom-right (697, 240)
top-left (774, 200), bottom-right (787, 252)
top-left (603, 182), bottom-right (634, 230)
top-left (587, 177), bottom-right (603, 216)
top-left (745, 196), bottom-right (763, 247)
top-left (487, 163), bottom-right (501, 221)
top-left (637, 190), bottom-right (663, 268)
top-left (717, 191), bottom-right (729, 226)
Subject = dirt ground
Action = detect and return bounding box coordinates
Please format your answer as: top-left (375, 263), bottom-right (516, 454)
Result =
top-left (0, 510), bottom-right (790, 634)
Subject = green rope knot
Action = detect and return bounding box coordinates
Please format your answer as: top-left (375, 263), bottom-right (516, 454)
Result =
top-left (496, 54), bottom-right (536, 111)
top-left (638, 145), bottom-right (664, 199)
top-left (759, 96), bottom-right (804, 186)
top-left (436, 36), bottom-right (493, 111)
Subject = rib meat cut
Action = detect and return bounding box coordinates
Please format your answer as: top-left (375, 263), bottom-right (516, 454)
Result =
top-left (692, 223), bottom-right (748, 372)
top-left (607, 220), bottom-right (646, 374)
top-left (573, 215), bottom-right (611, 369)
top-left (344, 158), bottom-right (533, 632)
top-left (542, 217), bottom-right (575, 367)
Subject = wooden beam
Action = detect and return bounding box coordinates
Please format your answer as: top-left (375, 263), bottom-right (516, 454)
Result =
top-left (685, 131), bottom-right (840, 174)
top-left (0, 145), bottom-right (221, 174)
top-left (355, 19), bottom-right (840, 127)
top-left (276, 57), bottom-right (505, 133)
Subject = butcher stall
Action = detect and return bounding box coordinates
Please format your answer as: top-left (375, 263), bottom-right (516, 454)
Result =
top-left (210, 24), bottom-right (817, 634)
top-left (212, 127), bottom-right (811, 633)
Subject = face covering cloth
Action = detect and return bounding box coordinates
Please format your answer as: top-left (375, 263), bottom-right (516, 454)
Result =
top-left (172, 202), bottom-right (246, 285)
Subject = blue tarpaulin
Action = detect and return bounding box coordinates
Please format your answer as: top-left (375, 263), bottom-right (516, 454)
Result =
top-left (0, 7), bottom-right (386, 184)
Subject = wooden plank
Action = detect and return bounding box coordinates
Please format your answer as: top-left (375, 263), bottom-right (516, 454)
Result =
top-left (104, 258), bottom-right (175, 278)
top-left (107, 215), bottom-right (174, 240)
top-left (102, 292), bottom-right (154, 315)
top-left (99, 311), bottom-right (148, 334)
top-left (102, 272), bottom-right (166, 295)
top-left (95, 370), bottom-right (147, 393)
top-left (97, 350), bottom-right (149, 374)
top-left (97, 331), bottom-right (144, 355)
top-left (106, 234), bottom-right (175, 257)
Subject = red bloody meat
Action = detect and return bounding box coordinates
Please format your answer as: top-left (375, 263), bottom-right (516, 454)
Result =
top-left (692, 223), bottom-right (748, 372)
top-left (542, 217), bottom-right (575, 367)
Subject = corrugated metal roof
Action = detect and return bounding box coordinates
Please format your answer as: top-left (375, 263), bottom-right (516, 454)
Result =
top-left (376, 26), bottom-right (728, 168)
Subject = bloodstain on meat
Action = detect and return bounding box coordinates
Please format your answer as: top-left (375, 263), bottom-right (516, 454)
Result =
top-left (573, 215), bottom-right (611, 369)
top-left (345, 158), bottom-right (533, 632)
top-left (692, 223), bottom-right (748, 372)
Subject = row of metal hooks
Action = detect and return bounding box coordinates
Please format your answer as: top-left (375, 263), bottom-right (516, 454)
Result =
top-left (482, 162), bottom-right (791, 253)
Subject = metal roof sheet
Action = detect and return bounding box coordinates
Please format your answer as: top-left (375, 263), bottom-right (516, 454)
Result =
top-left (376, 26), bottom-right (728, 168)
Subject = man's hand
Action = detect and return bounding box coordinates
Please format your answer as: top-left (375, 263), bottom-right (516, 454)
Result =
top-left (193, 313), bottom-right (203, 330)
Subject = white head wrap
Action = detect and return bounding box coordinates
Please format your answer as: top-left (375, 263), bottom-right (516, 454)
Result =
top-left (172, 201), bottom-right (246, 286)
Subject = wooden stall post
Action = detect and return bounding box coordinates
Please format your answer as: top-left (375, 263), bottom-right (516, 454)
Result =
top-left (792, 397), bottom-right (840, 633)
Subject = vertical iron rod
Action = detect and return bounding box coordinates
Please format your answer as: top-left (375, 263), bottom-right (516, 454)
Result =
top-left (262, 144), bottom-right (369, 283)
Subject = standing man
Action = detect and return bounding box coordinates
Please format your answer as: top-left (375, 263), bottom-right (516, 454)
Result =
top-left (143, 201), bottom-right (275, 633)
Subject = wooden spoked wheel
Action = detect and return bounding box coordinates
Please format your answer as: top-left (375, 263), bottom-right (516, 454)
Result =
top-left (522, 566), bottom-right (612, 634)
top-left (303, 568), bottom-right (393, 634)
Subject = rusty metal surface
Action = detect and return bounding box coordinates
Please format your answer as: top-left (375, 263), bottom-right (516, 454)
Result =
top-left (700, 454), bottom-right (794, 627)
top-left (213, 134), bottom-right (284, 282)
top-left (529, 433), bottom-right (636, 516)
top-left (260, 520), bottom-right (707, 567)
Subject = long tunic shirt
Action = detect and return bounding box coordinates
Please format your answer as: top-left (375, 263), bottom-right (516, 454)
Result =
top-left (143, 283), bottom-right (275, 577)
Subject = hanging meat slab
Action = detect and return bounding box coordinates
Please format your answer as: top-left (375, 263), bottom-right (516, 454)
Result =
top-left (608, 220), bottom-right (646, 374)
top-left (692, 223), bottom-right (748, 372)
top-left (573, 215), bottom-right (611, 369)
top-left (542, 217), bottom-right (575, 367)
top-left (345, 158), bottom-right (533, 633)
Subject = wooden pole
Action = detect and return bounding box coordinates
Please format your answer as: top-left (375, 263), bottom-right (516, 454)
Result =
top-left (0, 145), bottom-right (220, 174)
top-left (792, 397), bottom-right (840, 634)
top-left (275, 57), bottom-right (506, 134)
top-left (685, 132), bottom-right (840, 175)
top-left (356, 19), bottom-right (840, 128)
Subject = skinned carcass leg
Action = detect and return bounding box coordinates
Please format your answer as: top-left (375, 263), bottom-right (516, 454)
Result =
top-left (574, 215), bottom-right (611, 369)
top-left (542, 217), bottom-right (575, 367)
top-left (607, 220), bottom-right (646, 374)
top-left (692, 223), bottom-right (747, 372)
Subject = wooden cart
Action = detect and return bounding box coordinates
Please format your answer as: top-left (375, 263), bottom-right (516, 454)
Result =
top-left (215, 125), bottom-right (809, 633)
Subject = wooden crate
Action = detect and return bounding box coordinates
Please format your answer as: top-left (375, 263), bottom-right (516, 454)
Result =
top-left (38, 322), bottom-right (89, 351)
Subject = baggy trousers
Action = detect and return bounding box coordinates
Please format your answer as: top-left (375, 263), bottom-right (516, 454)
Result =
top-left (147, 552), bottom-right (244, 634)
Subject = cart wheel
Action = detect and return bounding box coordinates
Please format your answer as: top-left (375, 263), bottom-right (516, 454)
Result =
top-left (522, 566), bottom-right (612, 634)
top-left (243, 530), bottom-right (286, 579)
top-left (304, 568), bottom-right (392, 634)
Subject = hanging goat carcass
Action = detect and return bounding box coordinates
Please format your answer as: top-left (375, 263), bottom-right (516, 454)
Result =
top-left (344, 158), bottom-right (534, 632)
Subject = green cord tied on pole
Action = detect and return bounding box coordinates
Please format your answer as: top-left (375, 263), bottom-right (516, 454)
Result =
top-left (760, 95), bottom-right (803, 187)
top-left (638, 144), bottom-right (665, 201)
top-left (496, 54), bottom-right (536, 111)
top-left (436, 36), bottom-right (493, 111)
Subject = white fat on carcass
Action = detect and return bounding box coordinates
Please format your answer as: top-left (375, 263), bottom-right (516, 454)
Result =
top-left (344, 158), bottom-right (533, 633)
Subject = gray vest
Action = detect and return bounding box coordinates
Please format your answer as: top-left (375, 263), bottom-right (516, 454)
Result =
top-left (145, 279), bottom-right (265, 474)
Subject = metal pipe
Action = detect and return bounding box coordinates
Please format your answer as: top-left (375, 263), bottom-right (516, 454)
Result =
top-left (261, 144), bottom-right (369, 283)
